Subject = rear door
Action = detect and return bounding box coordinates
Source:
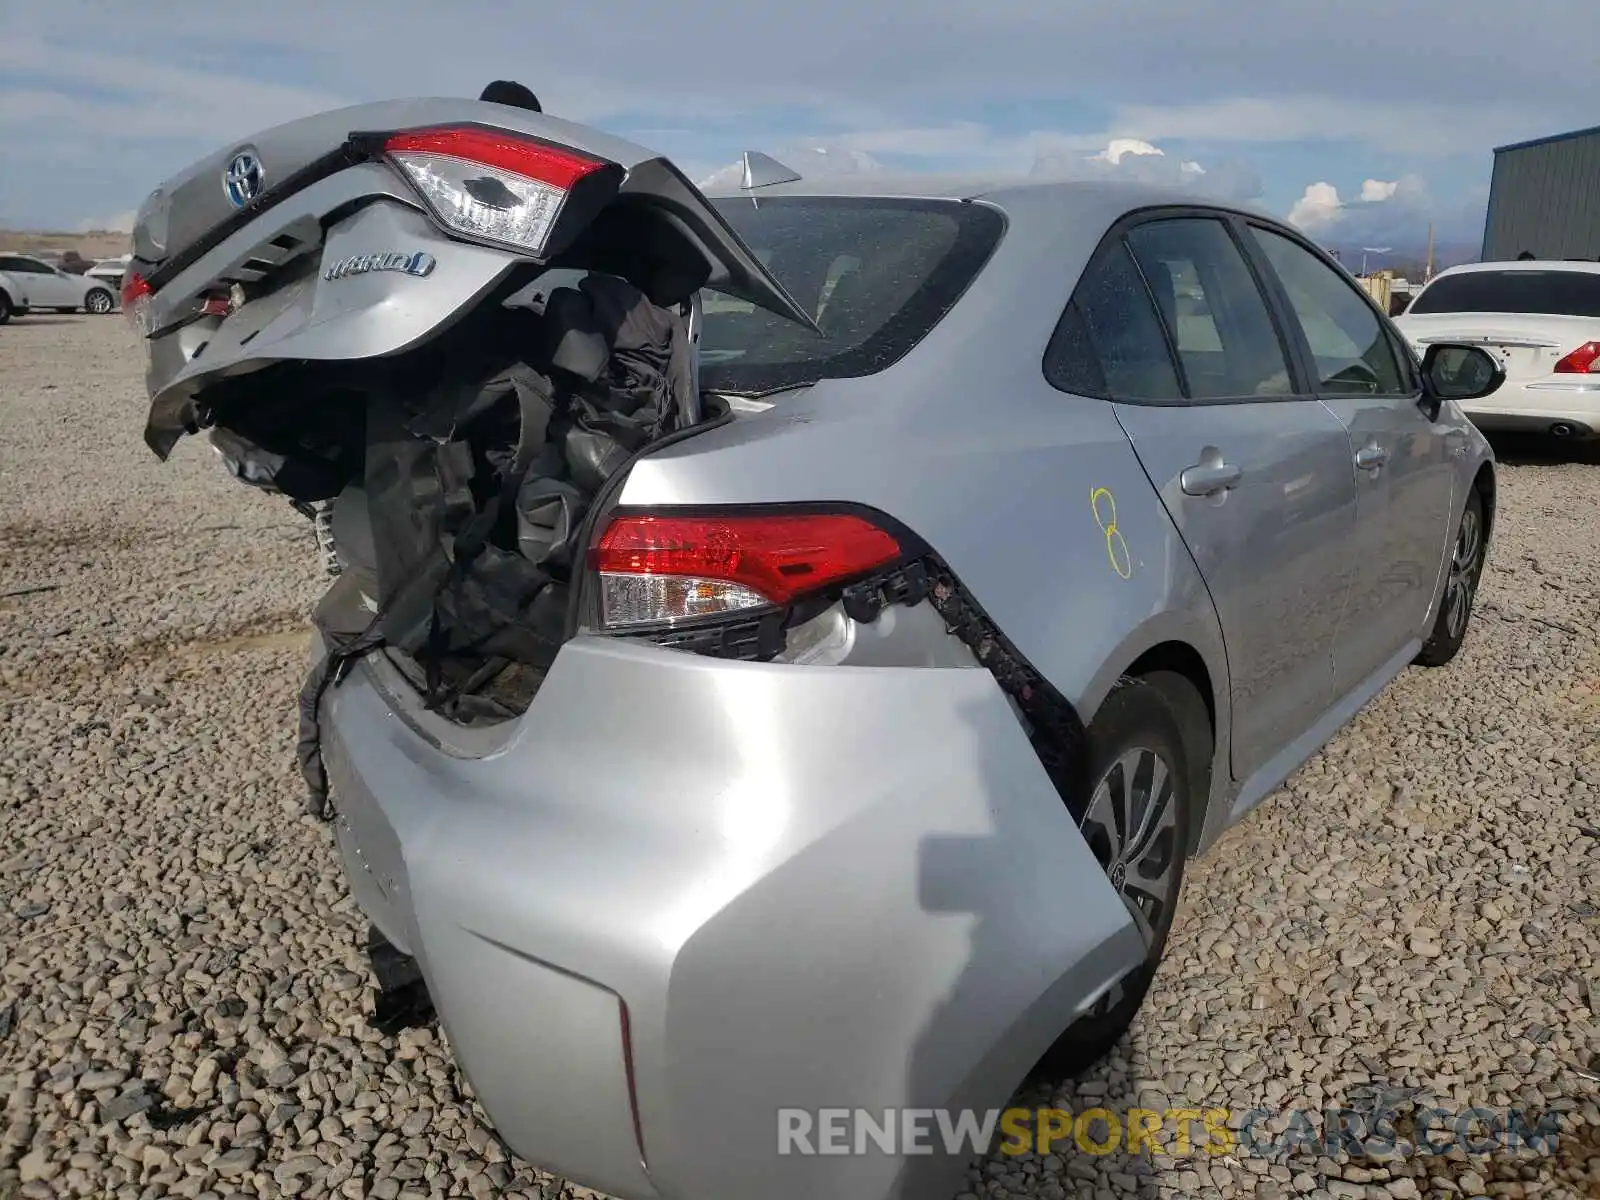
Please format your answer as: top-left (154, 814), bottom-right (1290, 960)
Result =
top-left (1056, 210), bottom-right (1360, 785)
top-left (18, 258), bottom-right (76, 307)
top-left (1242, 223), bottom-right (1457, 698)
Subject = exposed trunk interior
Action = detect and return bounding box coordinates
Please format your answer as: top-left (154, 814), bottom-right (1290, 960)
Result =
top-left (194, 263), bottom-right (722, 812)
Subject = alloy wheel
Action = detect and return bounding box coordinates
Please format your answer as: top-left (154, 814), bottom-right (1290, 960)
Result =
top-left (1077, 745), bottom-right (1181, 1015)
top-left (86, 290), bottom-right (113, 314)
top-left (1444, 505), bottom-right (1482, 641)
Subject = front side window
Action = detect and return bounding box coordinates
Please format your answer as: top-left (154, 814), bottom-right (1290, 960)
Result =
top-left (1249, 226), bottom-right (1406, 395)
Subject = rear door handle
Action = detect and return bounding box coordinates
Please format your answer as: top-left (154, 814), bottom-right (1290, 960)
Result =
top-left (1355, 445), bottom-right (1388, 470)
top-left (1180, 461), bottom-right (1242, 496)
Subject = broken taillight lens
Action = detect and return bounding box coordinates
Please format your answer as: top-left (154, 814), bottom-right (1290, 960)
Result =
top-left (382, 126), bottom-right (610, 258)
top-left (591, 511), bottom-right (904, 629)
top-left (198, 291), bottom-right (233, 319)
top-left (120, 273), bottom-right (154, 337)
top-left (1552, 341), bottom-right (1600, 374)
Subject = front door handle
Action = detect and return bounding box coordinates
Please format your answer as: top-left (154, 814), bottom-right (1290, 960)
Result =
top-left (1180, 461), bottom-right (1242, 496)
top-left (1355, 445), bottom-right (1388, 470)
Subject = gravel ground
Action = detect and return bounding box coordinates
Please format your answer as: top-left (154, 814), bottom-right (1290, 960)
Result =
top-left (1, 316), bottom-right (1596, 1200)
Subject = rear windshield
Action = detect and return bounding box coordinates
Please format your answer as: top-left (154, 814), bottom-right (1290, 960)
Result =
top-left (698, 196), bottom-right (1005, 394)
top-left (1408, 269), bottom-right (1600, 317)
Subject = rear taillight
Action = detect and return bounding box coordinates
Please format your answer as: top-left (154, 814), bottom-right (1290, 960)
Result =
top-left (1553, 341), bottom-right (1600, 373)
top-left (381, 126), bottom-right (610, 258)
top-left (120, 273), bottom-right (153, 336)
top-left (591, 511), bottom-right (904, 629)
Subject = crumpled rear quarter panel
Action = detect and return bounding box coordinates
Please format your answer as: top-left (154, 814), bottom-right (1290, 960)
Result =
top-left (318, 634), bottom-right (1142, 1200)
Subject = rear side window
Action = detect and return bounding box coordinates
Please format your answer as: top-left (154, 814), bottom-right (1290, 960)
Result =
top-left (698, 197), bottom-right (1005, 394)
top-left (1124, 218), bottom-right (1293, 400)
top-left (1409, 269), bottom-right (1600, 317)
top-left (1248, 226), bottom-right (1407, 395)
top-left (1045, 241), bottom-right (1181, 401)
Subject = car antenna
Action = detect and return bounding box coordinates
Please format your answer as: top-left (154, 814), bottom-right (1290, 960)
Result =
top-left (740, 151), bottom-right (801, 207)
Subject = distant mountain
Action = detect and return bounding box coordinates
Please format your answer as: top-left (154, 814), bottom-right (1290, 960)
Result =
top-left (1317, 237), bottom-right (1483, 276)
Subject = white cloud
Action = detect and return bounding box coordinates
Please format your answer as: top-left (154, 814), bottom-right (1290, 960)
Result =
top-left (1289, 182), bottom-right (1344, 232)
top-left (1286, 173), bottom-right (1485, 249)
top-left (1090, 138), bottom-right (1164, 165)
top-left (1289, 177), bottom-right (1431, 237)
top-left (1030, 140), bottom-right (1264, 203)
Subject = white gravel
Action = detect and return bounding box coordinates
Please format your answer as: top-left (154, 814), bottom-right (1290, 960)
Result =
top-left (1, 316), bottom-right (1596, 1200)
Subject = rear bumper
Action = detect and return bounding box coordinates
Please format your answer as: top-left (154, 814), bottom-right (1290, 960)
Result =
top-left (1463, 379), bottom-right (1600, 435)
top-left (318, 634), bottom-right (1142, 1200)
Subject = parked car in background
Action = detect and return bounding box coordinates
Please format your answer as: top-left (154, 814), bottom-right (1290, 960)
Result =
top-left (1395, 259), bottom-right (1600, 440)
top-left (85, 256), bottom-right (130, 290)
top-left (0, 253), bottom-right (118, 320)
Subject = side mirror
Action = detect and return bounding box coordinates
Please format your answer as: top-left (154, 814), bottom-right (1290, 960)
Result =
top-left (1420, 343), bottom-right (1505, 404)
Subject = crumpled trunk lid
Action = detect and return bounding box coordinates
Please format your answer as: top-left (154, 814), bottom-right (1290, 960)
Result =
top-left (130, 97), bottom-right (816, 332)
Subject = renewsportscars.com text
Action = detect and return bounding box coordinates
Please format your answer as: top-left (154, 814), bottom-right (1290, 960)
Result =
top-left (776, 1105), bottom-right (1562, 1159)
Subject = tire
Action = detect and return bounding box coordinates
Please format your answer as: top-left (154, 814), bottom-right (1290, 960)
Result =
top-left (1033, 674), bottom-right (1200, 1079)
top-left (84, 289), bottom-right (114, 315)
top-left (0, 293), bottom-right (10, 325)
top-left (1414, 487), bottom-right (1486, 668)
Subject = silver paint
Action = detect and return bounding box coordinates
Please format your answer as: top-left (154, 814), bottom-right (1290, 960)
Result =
top-left (133, 98), bottom-right (1501, 1200)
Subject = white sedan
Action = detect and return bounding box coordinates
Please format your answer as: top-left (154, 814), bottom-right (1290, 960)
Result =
top-left (1395, 259), bottom-right (1600, 441)
top-left (0, 253), bottom-right (119, 322)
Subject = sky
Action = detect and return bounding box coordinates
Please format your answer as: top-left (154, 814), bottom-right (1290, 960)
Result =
top-left (3, 0), bottom-right (1597, 258)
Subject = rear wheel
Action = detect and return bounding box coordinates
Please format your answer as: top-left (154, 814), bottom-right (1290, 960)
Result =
top-left (84, 289), bottom-right (114, 314)
top-left (0, 292), bottom-right (10, 325)
top-left (1414, 487), bottom-right (1486, 667)
top-left (1034, 675), bottom-right (1198, 1078)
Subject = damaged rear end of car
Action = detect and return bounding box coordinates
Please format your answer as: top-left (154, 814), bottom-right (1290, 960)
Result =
top-left (132, 101), bottom-right (1150, 1200)
top-left (123, 98), bottom-right (819, 809)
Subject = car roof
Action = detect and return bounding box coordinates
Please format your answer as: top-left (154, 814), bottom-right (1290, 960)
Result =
top-left (701, 173), bottom-right (1278, 223)
top-left (1430, 259), bottom-right (1600, 278)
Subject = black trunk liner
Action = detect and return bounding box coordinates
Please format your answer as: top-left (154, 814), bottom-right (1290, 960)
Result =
top-left (203, 273), bottom-right (695, 816)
